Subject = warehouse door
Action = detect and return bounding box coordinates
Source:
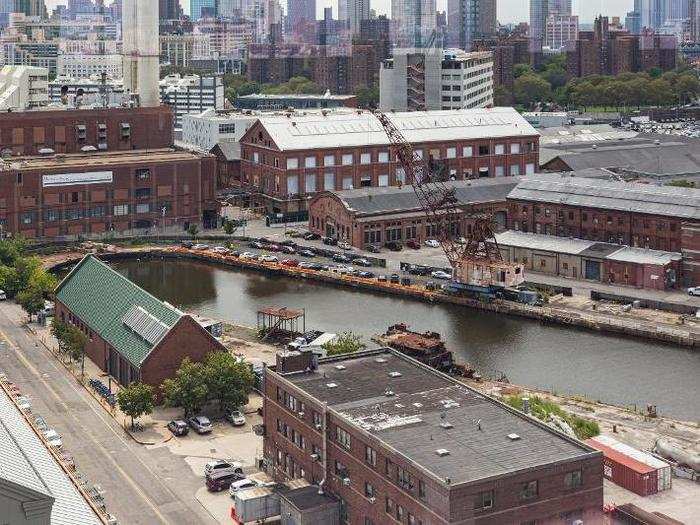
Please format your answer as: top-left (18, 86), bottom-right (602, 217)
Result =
top-left (584, 260), bottom-right (601, 281)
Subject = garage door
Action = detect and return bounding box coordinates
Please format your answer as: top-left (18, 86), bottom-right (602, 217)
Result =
top-left (585, 260), bottom-right (601, 281)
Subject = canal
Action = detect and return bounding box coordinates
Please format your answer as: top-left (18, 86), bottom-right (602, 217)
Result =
top-left (114, 258), bottom-right (700, 421)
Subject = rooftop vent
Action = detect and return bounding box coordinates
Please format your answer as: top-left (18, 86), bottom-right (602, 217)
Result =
top-left (374, 358), bottom-right (387, 363)
top-left (440, 422), bottom-right (454, 429)
top-left (507, 433), bottom-right (521, 441)
top-left (384, 388), bottom-right (395, 397)
top-left (435, 449), bottom-right (450, 457)
top-left (326, 382), bottom-right (338, 388)
top-left (388, 371), bottom-right (402, 378)
top-left (335, 365), bottom-right (346, 370)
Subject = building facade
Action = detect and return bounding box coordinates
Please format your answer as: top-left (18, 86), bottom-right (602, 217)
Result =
top-left (239, 108), bottom-right (539, 214)
top-left (263, 348), bottom-right (604, 525)
top-left (447, 0), bottom-right (497, 51)
top-left (545, 14), bottom-right (579, 51)
top-left (391, 0), bottom-right (437, 47)
top-left (56, 53), bottom-right (122, 79)
top-left (0, 65), bottom-right (47, 110)
top-left (380, 48), bottom-right (494, 112)
top-left (307, 178), bottom-right (518, 249)
top-left (159, 74), bottom-right (225, 129)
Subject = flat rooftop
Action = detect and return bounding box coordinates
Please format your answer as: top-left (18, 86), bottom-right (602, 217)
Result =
top-left (277, 349), bottom-right (597, 485)
top-left (7, 148), bottom-right (207, 171)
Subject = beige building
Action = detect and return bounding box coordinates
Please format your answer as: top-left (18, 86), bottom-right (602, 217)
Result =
top-left (0, 65), bottom-right (48, 110)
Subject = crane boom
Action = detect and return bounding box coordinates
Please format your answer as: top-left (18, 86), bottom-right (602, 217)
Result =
top-left (373, 110), bottom-right (525, 289)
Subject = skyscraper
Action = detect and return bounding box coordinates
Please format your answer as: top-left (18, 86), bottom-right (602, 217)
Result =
top-left (548, 0), bottom-right (571, 16)
top-left (529, 0), bottom-right (548, 52)
top-left (391, 0), bottom-right (437, 47)
top-left (690, 0), bottom-right (700, 41)
top-left (288, 0), bottom-right (316, 34)
top-left (447, 0), bottom-right (497, 51)
top-left (190, 0), bottom-right (216, 20)
top-left (635, 0), bottom-right (666, 29)
top-left (338, 0), bottom-right (369, 35)
top-left (159, 0), bottom-right (181, 20)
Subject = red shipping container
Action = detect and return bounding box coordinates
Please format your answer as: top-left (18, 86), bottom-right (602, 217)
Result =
top-left (586, 439), bottom-right (659, 496)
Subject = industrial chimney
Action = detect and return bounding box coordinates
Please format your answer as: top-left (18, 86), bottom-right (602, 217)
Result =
top-left (122, 0), bottom-right (159, 108)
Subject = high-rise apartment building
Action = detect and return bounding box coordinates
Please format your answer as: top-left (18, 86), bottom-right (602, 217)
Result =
top-left (190, 0), bottom-right (216, 20)
top-left (691, 0), bottom-right (700, 41)
top-left (287, 0), bottom-right (316, 35)
top-left (529, 0), bottom-right (548, 52)
top-left (548, 0), bottom-right (571, 16)
top-left (626, 10), bottom-right (642, 34)
top-left (338, 0), bottom-right (369, 35)
top-left (392, 0), bottom-right (437, 47)
top-left (545, 14), bottom-right (578, 51)
top-left (447, 0), bottom-right (497, 51)
top-left (159, 0), bottom-right (180, 20)
top-left (635, 0), bottom-right (666, 29)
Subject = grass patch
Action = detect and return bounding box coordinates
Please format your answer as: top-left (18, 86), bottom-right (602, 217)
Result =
top-left (505, 395), bottom-right (600, 440)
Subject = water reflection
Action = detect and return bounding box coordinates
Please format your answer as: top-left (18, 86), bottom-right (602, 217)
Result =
top-left (114, 259), bottom-right (700, 420)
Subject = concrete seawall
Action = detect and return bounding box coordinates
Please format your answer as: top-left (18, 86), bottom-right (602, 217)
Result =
top-left (49, 248), bottom-right (697, 349)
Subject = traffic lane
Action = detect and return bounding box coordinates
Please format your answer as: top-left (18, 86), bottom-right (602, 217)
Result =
top-left (0, 306), bottom-right (215, 525)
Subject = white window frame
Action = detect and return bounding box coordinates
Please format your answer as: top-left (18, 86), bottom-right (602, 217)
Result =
top-left (305, 156), bottom-right (316, 168)
top-left (324, 172), bottom-right (335, 190)
top-left (360, 152), bottom-right (371, 165)
top-left (510, 143), bottom-right (521, 154)
top-left (495, 144), bottom-right (505, 155)
top-left (341, 154), bottom-right (353, 166)
top-left (378, 174), bottom-right (389, 187)
top-left (286, 157), bottom-right (299, 170)
top-left (462, 146), bottom-right (473, 157)
top-left (378, 151), bottom-right (389, 163)
top-left (446, 147), bottom-right (456, 159)
top-left (324, 154), bottom-right (335, 167)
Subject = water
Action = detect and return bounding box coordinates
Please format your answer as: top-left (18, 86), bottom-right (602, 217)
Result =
top-left (114, 258), bottom-right (700, 421)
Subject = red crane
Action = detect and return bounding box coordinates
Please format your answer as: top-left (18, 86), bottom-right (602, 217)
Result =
top-left (373, 110), bottom-right (524, 288)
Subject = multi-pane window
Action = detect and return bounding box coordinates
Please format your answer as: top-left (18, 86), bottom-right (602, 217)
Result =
top-left (446, 147), bottom-right (456, 159)
top-left (510, 143), bottom-right (521, 154)
top-left (336, 426), bottom-right (351, 449)
top-left (324, 155), bottom-right (335, 166)
top-left (286, 158), bottom-right (298, 169)
top-left (463, 146), bottom-right (473, 157)
top-left (495, 144), bottom-right (505, 155)
top-left (364, 482), bottom-right (375, 498)
top-left (360, 153), bottom-right (371, 164)
top-left (475, 490), bottom-right (494, 509)
top-left (520, 480), bottom-right (538, 500)
top-left (365, 445), bottom-right (377, 466)
top-left (342, 153), bottom-right (353, 165)
top-left (378, 151), bottom-right (389, 163)
top-left (397, 466), bottom-right (413, 490)
top-left (305, 156), bottom-right (316, 168)
top-left (313, 411), bottom-right (322, 428)
top-left (113, 204), bottom-right (129, 216)
top-left (564, 470), bottom-right (582, 489)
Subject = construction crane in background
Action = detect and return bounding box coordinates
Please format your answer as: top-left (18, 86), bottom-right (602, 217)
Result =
top-left (373, 110), bottom-right (525, 291)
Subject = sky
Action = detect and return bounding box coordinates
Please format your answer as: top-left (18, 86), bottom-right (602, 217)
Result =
top-left (45, 0), bottom-right (635, 25)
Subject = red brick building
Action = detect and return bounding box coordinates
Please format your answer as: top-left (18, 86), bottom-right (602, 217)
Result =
top-left (263, 348), bottom-right (604, 525)
top-left (0, 149), bottom-right (218, 238)
top-left (308, 178), bottom-right (519, 249)
top-left (239, 108), bottom-right (539, 215)
top-left (54, 255), bottom-right (226, 389)
top-left (0, 106), bottom-right (173, 157)
top-left (506, 175), bottom-right (700, 285)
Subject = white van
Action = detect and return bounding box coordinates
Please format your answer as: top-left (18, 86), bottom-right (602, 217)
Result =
top-left (0, 290), bottom-right (6, 301)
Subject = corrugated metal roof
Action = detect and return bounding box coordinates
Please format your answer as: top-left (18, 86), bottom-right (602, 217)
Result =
top-left (592, 435), bottom-right (670, 470)
top-left (606, 247), bottom-right (682, 265)
top-left (253, 108), bottom-right (539, 152)
top-left (55, 255), bottom-right (182, 366)
top-left (0, 388), bottom-right (102, 525)
top-left (586, 439), bottom-right (656, 475)
top-left (508, 176), bottom-right (700, 220)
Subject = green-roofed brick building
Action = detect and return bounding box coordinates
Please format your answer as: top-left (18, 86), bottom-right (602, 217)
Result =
top-left (54, 255), bottom-right (226, 389)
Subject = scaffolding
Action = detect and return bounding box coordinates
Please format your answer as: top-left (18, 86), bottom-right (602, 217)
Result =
top-left (256, 306), bottom-right (305, 341)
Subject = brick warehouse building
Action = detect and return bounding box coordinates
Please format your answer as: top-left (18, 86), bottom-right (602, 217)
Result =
top-left (0, 106), bottom-right (173, 157)
top-left (0, 149), bottom-right (219, 238)
top-left (239, 108), bottom-right (539, 215)
top-left (308, 177), bottom-right (520, 250)
top-left (507, 175), bottom-right (700, 285)
top-left (55, 255), bottom-right (225, 388)
top-left (263, 348), bottom-right (603, 525)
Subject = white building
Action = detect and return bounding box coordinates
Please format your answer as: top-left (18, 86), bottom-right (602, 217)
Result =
top-left (545, 14), bottom-right (579, 51)
top-left (57, 53), bottom-right (123, 79)
top-left (380, 48), bottom-right (493, 112)
top-left (181, 108), bottom-right (259, 154)
top-left (159, 74), bottom-right (225, 129)
top-left (0, 65), bottom-right (48, 110)
top-left (48, 75), bottom-right (127, 107)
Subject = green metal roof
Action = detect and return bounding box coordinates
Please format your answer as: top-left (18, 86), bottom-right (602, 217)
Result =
top-left (55, 255), bottom-right (183, 367)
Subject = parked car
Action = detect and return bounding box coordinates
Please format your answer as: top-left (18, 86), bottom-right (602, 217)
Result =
top-left (239, 252), bottom-right (256, 260)
top-left (390, 274), bottom-right (401, 284)
top-left (358, 271), bottom-right (375, 278)
top-left (280, 259), bottom-right (299, 267)
top-left (337, 241), bottom-right (353, 251)
top-left (167, 419), bottom-right (189, 437)
top-left (385, 241), bottom-right (403, 252)
top-left (225, 409), bottom-right (246, 427)
top-left (304, 232), bottom-right (321, 240)
top-left (431, 270), bottom-right (452, 280)
top-left (205, 459), bottom-right (244, 479)
top-left (352, 258), bottom-right (372, 267)
top-left (299, 249), bottom-right (316, 257)
top-left (206, 472), bottom-right (242, 492)
top-left (406, 239), bottom-right (421, 250)
top-left (407, 265), bottom-right (430, 276)
top-left (265, 244), bottom-right (281, 252)
top-left (688, 287), bottom-right (700, 296)
top-left (229, 478), bottom-right (259, 496)
top-left (180, 240), bottom-right (194, 249)
top-left (249, 241), bottom-right (264, 249)
top-left (16, 396), bottom-right (32, 412)
top-left (425, 281), bottom-right (438, 291)
top-left (424, 239), bottom-right (440, 248)
top-left (192, 244), bottom-right (210, 250)
top-left (332, 253), bottom-right (351, 263)
top-left (230, 250), bottom-right (241, 257)
top-left (377, 275), bottom-right (388, 282)
top-left (211, 246), bottom-right (229, 254)
top-left (322, 236), bottom-right (338, 246)
top-left (281, 245), bottom-right (296, 254)
top-left (365, 245), bottom-right (381, 254)
top-left (33, 415), bottom-right (49, 432)
top-left (43, 429), bottom-right (63, 448)
top-left (188, 416), bottom-right (213, 434)
top-left (258, 254), bottom-right (278, 263)
top-left (401, 277), bottom-right (412, 286)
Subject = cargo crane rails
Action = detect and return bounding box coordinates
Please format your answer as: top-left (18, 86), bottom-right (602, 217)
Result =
top-left (373, 111), bottom-right (525, 296)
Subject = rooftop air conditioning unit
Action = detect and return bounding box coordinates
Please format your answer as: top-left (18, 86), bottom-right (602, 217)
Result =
top-left (315, 423), bottom-right (322, 430)
top-left (310, 453), bottom-right (319, 460)
top-left (342, 478), bottom-right (351, 486)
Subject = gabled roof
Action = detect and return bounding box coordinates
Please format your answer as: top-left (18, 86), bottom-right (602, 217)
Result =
top-left (0, 388), bottom-right (102, 525)
top-left (508, 175), bottom-right (700, 220)
top-left (55, 255), bottom-right (183, 367)
top-left (247, 107), bottom-right (539, 152)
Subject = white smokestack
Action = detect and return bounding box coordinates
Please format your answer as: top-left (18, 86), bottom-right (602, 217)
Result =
top-left (122, 0), bottom-right (159, 108)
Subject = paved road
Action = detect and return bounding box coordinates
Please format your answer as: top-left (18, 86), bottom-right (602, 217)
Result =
top-left (0, 302), bottom-right (215, 525)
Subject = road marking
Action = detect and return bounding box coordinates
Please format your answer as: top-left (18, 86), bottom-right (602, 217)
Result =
top-left (0, 326), bottom-right (172, 525)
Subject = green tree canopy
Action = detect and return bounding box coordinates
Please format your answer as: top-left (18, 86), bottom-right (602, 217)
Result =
top-left (322, 332), bottom-right (367, 357)
top-left (513, 74), bottom-right (552, 108)
top-left (203, 352), bottom-right (255, 412)
top-left (17, 287), bottom-right (44, 321)
top-left (117, 383), bottom-right (155, 429)
top-left (355, 86), bottom-right (379, 108)
top-left (161, 357), bottom-right (209, 416)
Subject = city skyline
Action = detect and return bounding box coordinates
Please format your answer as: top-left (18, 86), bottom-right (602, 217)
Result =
top-left (42, 0), bottom-right (635, 23)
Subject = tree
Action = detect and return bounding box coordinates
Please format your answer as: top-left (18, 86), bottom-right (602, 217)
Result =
top-left (223, 219), bottom-right (238, 236)
top-left (322, 332), bottom-right (366, 357)
top-left (51, 319), bottom-right (69, 357)
top-left (513, 63), bottom-right (533, 78)
top-left (161, 357), bottom-right (209, 416)
top-left (666, 179), bottom-right (695, 188)
top-left (16, 287), bottom-right (44, 321)
top-left (117, 383), bottom-right (155, 430)
top-left (203, 352), bottom-right (254, 412)
top-left (65, 326), bottom-right (87, 374)
top-left (187, 223), bottom-right (199, 239)
top-left (355, 86), bottom-right (379, 108)
top-left (513, 74), bottom-right (552, 108)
